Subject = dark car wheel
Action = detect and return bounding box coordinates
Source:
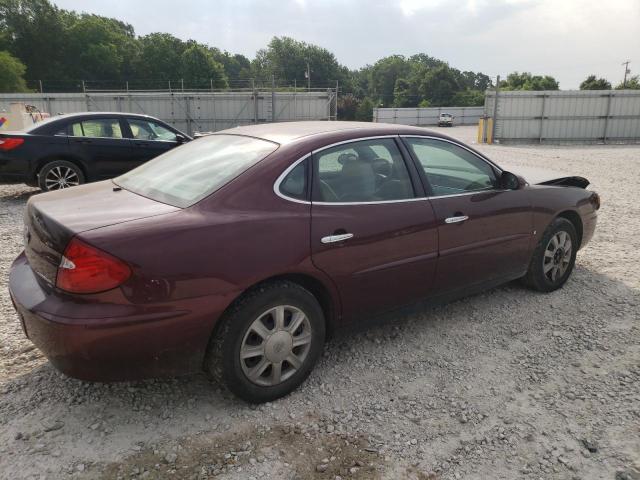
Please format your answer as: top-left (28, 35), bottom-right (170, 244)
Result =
top-left (522, 217), bottom-right (578, 292)
top-left (205, 281), bottom-right (326, 403)
top-left (38, 160), bottom-right (85, 191)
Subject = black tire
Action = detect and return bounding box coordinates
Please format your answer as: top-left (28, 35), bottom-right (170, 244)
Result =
top-left (205, 281), bottom-right (326, 403)
top-left (522, 217), bottom-right (578, 292)
top-left (38, 160), bottom-right (85, 191)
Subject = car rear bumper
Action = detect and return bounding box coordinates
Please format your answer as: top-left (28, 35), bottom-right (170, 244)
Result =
top-left (8, 252), bottom-right (226, 381)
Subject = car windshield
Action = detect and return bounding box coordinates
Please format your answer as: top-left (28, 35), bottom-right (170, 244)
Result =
top-left (114, 134), bottom-right (278, 208)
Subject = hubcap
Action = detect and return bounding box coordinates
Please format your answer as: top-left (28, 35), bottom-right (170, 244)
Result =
top-left (240, 305), bottom-right (312, 387)
top-left (44, 166), bottom-right (80, 190)
top-left (543, 231), bottom-right (572, 282)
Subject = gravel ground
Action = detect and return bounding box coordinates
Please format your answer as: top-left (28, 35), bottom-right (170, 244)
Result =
top-left (1, 126), bottom-right (638, 480)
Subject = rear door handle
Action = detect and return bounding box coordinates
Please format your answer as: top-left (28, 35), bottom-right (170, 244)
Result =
top-left (445, 215), bottom-right (469, 224)
top-left (321, 233), bottom-right (354, 244)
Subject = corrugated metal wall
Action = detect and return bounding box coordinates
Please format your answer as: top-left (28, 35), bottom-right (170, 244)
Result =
top-left (484, 90), bottom-right (640, 143)
top-left (373, 106), bottom-right (484, 126)
top-left (0, 90), bottom-right (336, 135)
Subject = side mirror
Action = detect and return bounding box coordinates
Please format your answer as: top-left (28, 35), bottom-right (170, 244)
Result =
top-left (499, 171), bottom-right (523, 190)
top-left (176, 134), bottom-right (187, 144)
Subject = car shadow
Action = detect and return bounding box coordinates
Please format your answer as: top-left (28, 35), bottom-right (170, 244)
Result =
top-left (0, 263), bottom-right (638, 475)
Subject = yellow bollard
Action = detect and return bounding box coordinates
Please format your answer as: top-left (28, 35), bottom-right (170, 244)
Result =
top-left (477, 118), bottom-right (484, 143)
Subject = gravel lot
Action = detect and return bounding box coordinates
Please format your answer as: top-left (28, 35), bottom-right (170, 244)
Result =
top-left (1, 126), bottom-right (638, 480)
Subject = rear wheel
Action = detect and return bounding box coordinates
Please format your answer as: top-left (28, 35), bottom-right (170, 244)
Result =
top-left (522, 217), bottom-right (578, 292)
top-left (205, 281), bottom-right (325, 403)
top-left (38, 160), bottom-right (85, 191)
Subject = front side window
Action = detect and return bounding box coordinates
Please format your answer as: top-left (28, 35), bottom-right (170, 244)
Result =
top-left (314, 138), bottom-right (414, 203)
top-left (115, 134), bottom-right (278, 208)
top-left (128, 119), bottom-right (177, 142)
top-left (69, 119), bottom-right (123, 139)
top-left (405, 138), bottom-right (497, 196)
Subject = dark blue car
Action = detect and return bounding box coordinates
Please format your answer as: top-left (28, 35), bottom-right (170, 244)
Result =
top-left (0, 112), bottom-right (190, 191)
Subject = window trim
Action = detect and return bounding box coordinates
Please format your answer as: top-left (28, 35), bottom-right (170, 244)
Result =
top-left (273, 134), bottom-right (507, 205)
top-left (274, 153), bottom-right (313, 204)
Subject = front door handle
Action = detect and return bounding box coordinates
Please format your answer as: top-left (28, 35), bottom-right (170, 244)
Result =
top-left (445, 215), bottom-right (469, 224)
top-left (321, 233), bottom-right (354, 244)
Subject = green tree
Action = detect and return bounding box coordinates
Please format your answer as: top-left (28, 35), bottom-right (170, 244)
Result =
top-left (180, 43), bottom-right (227, 88)
top-left (337, 93), bottom-right (359, 120)
top-left (580, 75), bottom-right (611, 90)
top-left (368, 55), bottom-right (412, 106)
top-left (0, 0), bottom-right (71, 81)
top-left (392, 78), bottom-right (415, 107)
top-left (216, 52), bottom-right (251, 83)
top-left (132, 33), bottom-right (185, 82)
top-left (253, 36), bottom-right (349, 88)
top-left (500, 72), bottom-right (559, 91)
top-left (417, 65), bottom-right (460, 106)
top-left (355, 97), bottom-right (374, 122)
top-left (451, 89), bottom-right (485, 106)
top-left (65, 14), bottom-right (137, 81)
top-left (615, 75), bottom-right (640, 89)
top-left (0, 50), bottom-right (29, 92)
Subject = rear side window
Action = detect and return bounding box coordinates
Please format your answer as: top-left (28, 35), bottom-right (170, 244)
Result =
top-left (69, 119), bottom-right (123, 139)
top-left (114, 134), bottom-right (278, 208)
top-left (279, 160), bottom-right (308, 200)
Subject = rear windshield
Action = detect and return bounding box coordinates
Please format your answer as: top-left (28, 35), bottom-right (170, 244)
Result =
top-left (114, 134), bottom-right (278, 208)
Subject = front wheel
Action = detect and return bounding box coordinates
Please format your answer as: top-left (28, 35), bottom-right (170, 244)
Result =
top-left (522, 217), bottom-right (578, 292)
top-left (205, 281), bottom-right (325, 403)
top-left (38, 160), bottom-right (85, 191)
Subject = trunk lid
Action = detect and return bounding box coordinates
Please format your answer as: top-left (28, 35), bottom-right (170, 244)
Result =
top-left (24, 181), bottom-right (180, 285)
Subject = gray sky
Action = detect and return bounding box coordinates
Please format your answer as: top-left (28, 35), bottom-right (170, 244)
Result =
top-left (52, 0), bottom-right (639, 89)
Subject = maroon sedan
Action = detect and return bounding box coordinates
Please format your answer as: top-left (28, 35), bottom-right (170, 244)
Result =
top-left (9, 122), bottom-right (599, 402)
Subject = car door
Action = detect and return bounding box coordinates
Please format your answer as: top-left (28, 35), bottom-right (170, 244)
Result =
top-left (126, 118), bottom-right (180, 166)
top-left (402, 136), bottom-right (533, 293)
top-left (309, 137), bottom-right (439, 321)
top-left (67, 117), bottom-right (134, 179)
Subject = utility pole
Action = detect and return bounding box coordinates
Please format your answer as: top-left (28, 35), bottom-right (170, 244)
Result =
top-left (306, 62), bottom-right (311, 91)
top-left (622, 60), bottom-right (631, 89)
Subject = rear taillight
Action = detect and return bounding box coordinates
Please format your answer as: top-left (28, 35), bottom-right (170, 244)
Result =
top-left (590, 192), bottom-right (601, 210)
top-left (56, 238), bottom-right (131, 294)
top-left (0, 137), bottom-right (25, 151)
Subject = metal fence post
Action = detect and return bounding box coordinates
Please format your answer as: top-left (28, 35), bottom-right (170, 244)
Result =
top-left (185, 95), bottom-right (192, 136)
top-left (271, 75), bottom-right (276, 122)
top-left (491, 75), bottom-right (500, 142)
top-left (252, 79), bottom-right (258, 124)
top-left (538, 93), bottom-right (547, 144)
top-left (603, 91), bottom-right (613, 144)
top-left (334, 81), bottom-right (339, 120)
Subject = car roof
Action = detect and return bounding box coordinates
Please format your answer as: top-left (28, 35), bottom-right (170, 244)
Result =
top-left (26, 111), bottom-right (167, 133)
top-left (46, 111), bottom-right (157, 122)
top-left (216, 121), bottom-right (449, 145)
